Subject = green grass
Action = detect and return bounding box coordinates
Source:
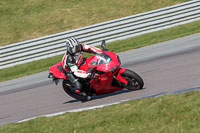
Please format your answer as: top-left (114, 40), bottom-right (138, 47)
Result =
top-left (0, 20), bottom-right (200, 82)
top-left (0, 91), bottom-right (199, 133)
top-left (0, 0), bottom-right (189, 46)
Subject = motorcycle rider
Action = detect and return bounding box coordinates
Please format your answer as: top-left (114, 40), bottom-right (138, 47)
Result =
top-left (62, 37), bottom-right (102, 96)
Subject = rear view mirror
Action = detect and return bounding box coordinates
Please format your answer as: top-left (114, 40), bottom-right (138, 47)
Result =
top-left (101, 40), bottom-right (106, 51)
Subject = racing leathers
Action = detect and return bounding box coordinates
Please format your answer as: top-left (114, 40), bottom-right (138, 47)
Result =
top-left (62, 43), bottom-right (102, 93)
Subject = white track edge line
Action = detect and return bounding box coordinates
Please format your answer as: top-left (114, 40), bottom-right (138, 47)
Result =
top-left (16, 87), bottom-right (200, 124)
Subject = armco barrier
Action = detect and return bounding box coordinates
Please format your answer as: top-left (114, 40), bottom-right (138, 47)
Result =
top-left (0, 0), bottom-right (200, 69)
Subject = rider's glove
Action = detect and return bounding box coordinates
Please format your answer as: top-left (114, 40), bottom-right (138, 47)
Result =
top-left (89, 73), bottom-right (99, 79)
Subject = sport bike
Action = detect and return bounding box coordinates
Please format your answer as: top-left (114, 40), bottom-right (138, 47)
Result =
top-left (48, 40), bottom-right (144, 101)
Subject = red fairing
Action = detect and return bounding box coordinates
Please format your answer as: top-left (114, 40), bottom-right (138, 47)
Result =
top-left (79, 56), bottom-right (95, 71)
top-left (80, 51), bottom-right (120, 72)
top-left (89, 72), bottom-right (123, 95)
top-left (89, 68), bottom-right (128, 95)
top-left (49, 62), bottom-right (68, 80)
top-left (80, 50), bottom-right (126, 94)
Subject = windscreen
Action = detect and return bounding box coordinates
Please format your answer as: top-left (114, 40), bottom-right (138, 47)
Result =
top-left (90, 53), bottom-right (112, 65)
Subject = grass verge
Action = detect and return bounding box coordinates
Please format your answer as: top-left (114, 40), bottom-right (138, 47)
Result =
top-left (0, 20), bottom-right (200, 82)
top-left (0, 91), bottom-right (199, 133)
top-left (0, 0), bottom-right (189, 46)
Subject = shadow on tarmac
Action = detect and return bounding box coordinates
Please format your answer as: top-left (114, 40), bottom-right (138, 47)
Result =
top-left (63, 88), bottom-right (145, 104)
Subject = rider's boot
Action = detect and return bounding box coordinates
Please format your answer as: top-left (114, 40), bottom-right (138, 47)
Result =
top-left (64, 70), bottom-right (91, 100)
top-left (66, 73), bottom-right (86, 95)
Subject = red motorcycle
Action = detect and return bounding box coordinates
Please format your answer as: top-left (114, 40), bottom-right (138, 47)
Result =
top-left (48, 40), bottom-right (144, 101)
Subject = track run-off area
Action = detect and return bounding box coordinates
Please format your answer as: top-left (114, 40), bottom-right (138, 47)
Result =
top-left (0, 33), bottom-right (200, 126)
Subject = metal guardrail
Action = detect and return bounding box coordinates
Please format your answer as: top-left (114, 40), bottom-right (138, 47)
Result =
top-left (0, 0), bottom-right (200, 69)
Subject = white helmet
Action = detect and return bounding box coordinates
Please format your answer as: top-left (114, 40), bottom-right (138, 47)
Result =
top-left (66, 37), bottom-right (81, 55)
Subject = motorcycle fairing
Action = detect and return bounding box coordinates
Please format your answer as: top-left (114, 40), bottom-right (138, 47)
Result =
top-left (90, 72), bottom-right (123, 95)
top-left (80, 51), bottom-right (120, 73)
top-left (49, 62), bottom-right (68, 80)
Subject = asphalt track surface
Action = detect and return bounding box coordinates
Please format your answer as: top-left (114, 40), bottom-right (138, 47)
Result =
top-left (0, 33), bottom-right (200, 126)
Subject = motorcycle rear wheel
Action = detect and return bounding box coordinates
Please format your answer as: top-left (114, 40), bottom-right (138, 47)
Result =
top-left (121, 69), bottom-right (144, 90)
top-left (62, 80), bottom-right (90, 101)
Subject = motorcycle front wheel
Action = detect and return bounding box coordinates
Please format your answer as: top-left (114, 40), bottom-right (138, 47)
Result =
top-left (62, 80), bottom-right (90, 101)
top-left (121, 69), bottom-right (144, 90)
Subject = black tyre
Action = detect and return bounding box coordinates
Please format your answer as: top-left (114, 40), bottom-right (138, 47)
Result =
top-left (121, 69), bottom-right (144, 90)
top-left (62, 80), bottom-right (90, 101)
